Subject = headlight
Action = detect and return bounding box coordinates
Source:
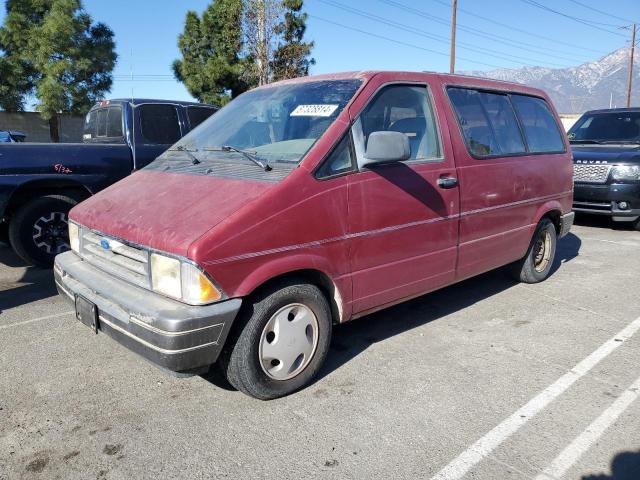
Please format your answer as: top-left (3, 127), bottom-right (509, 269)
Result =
top-left (611, 165), bottom-right (640, 181)
top-left (150, 253), bottom-right (222, 304)
top-left (68, 222), bottom-right (80, 253)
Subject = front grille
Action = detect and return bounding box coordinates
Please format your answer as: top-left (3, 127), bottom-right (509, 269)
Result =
top-left (573, 164), bottom-right (611, 184)
top-left (79, 228), bottom-right (150, 289)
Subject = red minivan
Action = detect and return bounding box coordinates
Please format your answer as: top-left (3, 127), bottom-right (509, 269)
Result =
top-left (55, 72), bottom-right (574, 399)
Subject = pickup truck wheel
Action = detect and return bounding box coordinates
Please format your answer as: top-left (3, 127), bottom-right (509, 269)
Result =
top-left (510, 218), bottom-right (557, 284)
top-left (8, 194), bottom-right (78, 267)
top-left (220, 282), bottom-right (332, 400)
top-left (0, 222), bottom-right (8, 245)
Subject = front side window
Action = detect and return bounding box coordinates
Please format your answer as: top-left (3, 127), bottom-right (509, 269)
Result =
top-left (568, 111), bottom-right (640, 145)
top-left (448, 87), bottom-right (525, 157)
top-left (355, 84), bottom-right (441, 161)
top-left (511, 95), bottom-right (564, 152)
top-left (168, 79), bottom-right (362, 165)
top-left (315, 133), bottom-right (354, 178)
top-left (139, 104), bottom-right (181, 145)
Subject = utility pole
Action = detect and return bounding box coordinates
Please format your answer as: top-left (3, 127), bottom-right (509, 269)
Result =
top-left (626, 23), bottom-right (636, 108)
top-left (449, 0), bottom-right (457, 74)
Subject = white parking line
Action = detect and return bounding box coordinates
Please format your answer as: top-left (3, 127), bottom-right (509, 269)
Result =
top-left (535, 373), bottom-right (640, 480)
top-left (0, 310), bottom-right (74, 329)
top-left (430, 315), bottom-right (640, 480)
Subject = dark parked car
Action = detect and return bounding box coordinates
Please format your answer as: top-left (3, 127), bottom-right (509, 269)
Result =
top-left (0, 99), bottom-right (216, 265)
top-left (0, 130), bottom-right (26, 142)
top-left (568, 108), bottom-right (640, 230)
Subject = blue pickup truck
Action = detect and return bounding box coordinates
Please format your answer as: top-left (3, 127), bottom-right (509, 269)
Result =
top-left (0, 98), bottom-right (216, 266)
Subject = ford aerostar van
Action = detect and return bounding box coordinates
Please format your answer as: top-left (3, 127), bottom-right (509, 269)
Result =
top-left (55, 72), bottom-right (574, 399)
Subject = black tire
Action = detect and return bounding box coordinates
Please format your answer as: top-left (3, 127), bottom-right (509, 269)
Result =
top-left (509, 218), bottom-right (557, 284)
top-left (0, 222), bottom-right (9, 246)
top-left (219, 282), bottom-right (332, 400)
top-left (8, 194), bottom-right (78, 267)
top-left (633, 217), bottom-right (640, 231)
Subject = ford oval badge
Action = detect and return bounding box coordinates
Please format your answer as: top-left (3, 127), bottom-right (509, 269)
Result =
top-left (100, 239), bottom-right (110, 250)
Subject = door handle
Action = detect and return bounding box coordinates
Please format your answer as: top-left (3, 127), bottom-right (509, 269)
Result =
top-left (437, 176), bottom-right (458, 189)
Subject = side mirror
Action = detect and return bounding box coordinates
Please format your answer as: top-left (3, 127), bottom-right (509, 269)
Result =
top-left (361, 131), bottom-right (410, 168)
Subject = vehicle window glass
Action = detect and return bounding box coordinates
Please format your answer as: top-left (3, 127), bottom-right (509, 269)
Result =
top-left (187, 107), bottom-right (215, 129)
top-left (169, 80), bottom-right (362, 165)
top-left (357, 85), bottom-right (441, 160)
top-left (96, 108), bottom-right (108, 137)
top-left (106, 107), bottom-right (123, 138)
top-left (511, 95), bottom-right (564, 152)
top-left (139, 104), bottom-right (181, 144)
top-left (568, 111), bottom-right (640, 144)
top-left (315, 133), bottom-right (354, 178)
top-left (83, 110), bottom-right (97, 139)
top-left (448, 87), bottom-right (525, 156)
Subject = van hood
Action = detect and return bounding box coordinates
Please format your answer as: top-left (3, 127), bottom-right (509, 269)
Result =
top-left (70, 169), bottom-right (277, 256)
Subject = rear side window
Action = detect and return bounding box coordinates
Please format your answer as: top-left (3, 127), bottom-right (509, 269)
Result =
top-left (83, 106), bottom-right (123, 141)
top-left (187, 107), bottom-right (215, 129)
top-left (448, 87), bottom-right (525, 157)
top-left (139, 104), bottom-right (181, 144)
top-left (511, 95), bottom-right (565, 152)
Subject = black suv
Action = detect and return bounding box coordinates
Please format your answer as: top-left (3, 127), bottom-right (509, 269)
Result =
top-left (568, 108), bottom-right (640, 230)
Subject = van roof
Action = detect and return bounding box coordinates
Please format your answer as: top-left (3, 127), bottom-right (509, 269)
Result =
top-left (264, 71), bottom-right (550, 99)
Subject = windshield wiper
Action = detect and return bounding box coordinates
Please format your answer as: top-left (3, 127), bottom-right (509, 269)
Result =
top-left (203, 145), bottom-right (272, 171)
top-left (169, 145), bottom-right (201, 165)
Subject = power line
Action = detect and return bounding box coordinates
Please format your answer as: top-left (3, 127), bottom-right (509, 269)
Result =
top-left (308, 14), bottom-right (504, 69)
top-left (518, 0), bottom-right (628, 37)
top-left (566, 0), bottom-right (639, 25)
top-left (318, 0), bottom-right (570, 67)
top-left (427, 0), bottom-right (607, 55)
top-left (379, 0), bottom-right (596, 63)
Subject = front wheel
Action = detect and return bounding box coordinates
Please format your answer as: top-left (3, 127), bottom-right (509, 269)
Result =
top-left (8, 194), bottom-right (79, 267)
top-left (510, 218), bottom-right (557, 283)
top-left (220, 282), bottom-right (332, 400)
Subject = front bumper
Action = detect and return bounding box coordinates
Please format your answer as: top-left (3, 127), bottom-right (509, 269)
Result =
top-left (573, 182), bottom-right (640, 221)
top-left (54, 251), bottom-right (242, 373)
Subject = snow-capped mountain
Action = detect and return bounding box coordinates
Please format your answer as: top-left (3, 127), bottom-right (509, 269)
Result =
top-left (462, 48), bottom-right (639, 113)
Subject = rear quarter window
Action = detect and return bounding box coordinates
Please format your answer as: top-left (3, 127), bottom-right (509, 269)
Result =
top-left (83, 106), bottom-right (123, 141)
top-left (187, 107), bottom-right (216, 129)
top-left (511, 95), bottom-right (565, 153)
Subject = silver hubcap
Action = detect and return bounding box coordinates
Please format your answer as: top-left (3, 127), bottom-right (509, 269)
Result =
top-left (258, 303), bottom-right (319, 381)
top-left (32, 212), bottom-right (70, 254)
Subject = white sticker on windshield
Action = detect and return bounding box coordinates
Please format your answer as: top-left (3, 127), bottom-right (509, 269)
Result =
top-left (290, 104), bottom-right (339, 117)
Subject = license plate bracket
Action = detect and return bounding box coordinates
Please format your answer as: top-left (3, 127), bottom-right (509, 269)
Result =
top-left (75, 294), bottom-right (99, 334)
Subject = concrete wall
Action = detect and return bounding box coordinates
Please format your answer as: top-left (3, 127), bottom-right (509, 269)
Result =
top-left (0, 112), bottom-right (85, 143)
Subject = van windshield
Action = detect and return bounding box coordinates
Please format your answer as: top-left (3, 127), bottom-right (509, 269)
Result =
top-left (568, 111), bottom-right (640, 145)
top-left (168, 79), bottom-right (362, 164)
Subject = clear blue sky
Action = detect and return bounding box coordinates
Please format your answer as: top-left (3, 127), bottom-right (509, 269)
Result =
top-left (2, 0), bottom-right (638, 104)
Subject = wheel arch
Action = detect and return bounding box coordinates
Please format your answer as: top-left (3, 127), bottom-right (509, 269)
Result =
top-left (232, 257), bottom-right (349, 324)
top-left (3, 179), bottom-right (92, 219)
top-left (532, 200), bottom-right (563, 235)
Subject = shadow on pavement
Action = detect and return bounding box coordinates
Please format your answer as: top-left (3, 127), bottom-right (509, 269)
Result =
top-left (581, 450), bottom-right (640, 480)
top-left (0, 245), bottom-right (58, 312)
top-left (316, 231), bottom-right (582, 382)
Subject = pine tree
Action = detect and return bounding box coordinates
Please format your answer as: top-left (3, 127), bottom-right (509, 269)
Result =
top-left (271, 0), bottom-right (314, 82)
top-left (0, 0), bottom-right (116, 124)
top-left (173, 0), bottom-right (250, 107)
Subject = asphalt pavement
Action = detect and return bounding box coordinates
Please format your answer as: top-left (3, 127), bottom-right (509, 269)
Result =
top-left (1, 216), bottom-right (639, 480)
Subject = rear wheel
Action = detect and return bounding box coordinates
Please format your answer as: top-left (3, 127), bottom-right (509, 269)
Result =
top-left (8, 194), bottom-right (79, 267)
top-left (220, 282), bottom-right (332, 400)
top-left (633, 217), bottom-right (640, 231)
top-left (510, 218), bottom-right (557, 283)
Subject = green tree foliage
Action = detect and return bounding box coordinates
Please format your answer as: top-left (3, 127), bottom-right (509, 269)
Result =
top-left (0, 0), bottom-right (117, 118)
top-left (272, 0), bottom-right (314, 82)
top-left (174, 0), bottom-right (314, 104)
top-left (173, 0), bottom-right (250, 107)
